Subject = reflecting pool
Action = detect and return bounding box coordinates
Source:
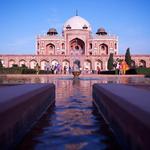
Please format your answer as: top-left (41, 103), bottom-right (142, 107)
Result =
top-left (1, 75), bottom-right (150, 150)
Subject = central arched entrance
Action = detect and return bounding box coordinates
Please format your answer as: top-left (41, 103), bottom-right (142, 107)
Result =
top-left (70, 38), bottom-right (85, 55)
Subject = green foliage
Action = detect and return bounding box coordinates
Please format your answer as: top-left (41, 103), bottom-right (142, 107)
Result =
top-left (12, 64), bottom-right (19, 68)
top-left (107, 53), bottom-right (114, 70)
top-left (0, 68), bottom-right (22, 74)
top-left (136, 67), bottom-right (150, 75)
top-left (100, 70), bottom-right (116, 74)
top-left (0, 67), bottom-right (36, 74)
top-left (125, 48), bottom-right (132, 67)
top-left (126, 67), bottom-right (150, 75)
top-left (21, 68), bottom-right (36, 74)
top-left (21, 64), bottom-right (28, 68)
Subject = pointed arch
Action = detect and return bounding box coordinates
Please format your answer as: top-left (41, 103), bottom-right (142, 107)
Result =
top-left (62, 43), bottom-right (65, 49)
top-left (84, 59), bottom-right (92, 71)
top-left (131, 60), bottom-right (136, 68)
top-left (139, 59), bottom-right (146, 67)
top-left (40, 59), bottom-right (49, 70)
top-left (51, 59), bottom-right (59, 66)
top-left (29, 59), bottom-right (37, 69)
top-left (99, 43), bottom-right (108, 55)
top-left (69, 38), bottom-right (85, 55)
top-left (62, 59), bottom-right (70, 69)
top-left (8, 59), bottom-right (15, 68)
top-left (46, 43), bottom-right (55, 55)
top-left (95, 59), bottom-right (103, 70)
top-left (89, 43), bottom-right (92, 49)
top-left (19, 59), bottom-right (26, 67)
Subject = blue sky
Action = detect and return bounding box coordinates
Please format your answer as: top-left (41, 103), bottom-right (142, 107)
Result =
top-left (0, 0), bottom-right (150, 54)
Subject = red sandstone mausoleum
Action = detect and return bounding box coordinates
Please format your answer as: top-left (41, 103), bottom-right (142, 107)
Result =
top-left (0, 15), bottom-right (150, 71)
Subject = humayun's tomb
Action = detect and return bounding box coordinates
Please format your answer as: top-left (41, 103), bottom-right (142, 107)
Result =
top-left (0, 15), bottom-right (150, 72)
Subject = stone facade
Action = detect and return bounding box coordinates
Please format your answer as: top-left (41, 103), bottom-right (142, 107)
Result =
top-left (0, 15), bottom-right (150, 72)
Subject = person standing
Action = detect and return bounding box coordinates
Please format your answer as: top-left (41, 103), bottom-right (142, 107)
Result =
top-left (116, 62), bottom-right (120, 75)
top-left (97, 66), bottom-right (101, 74)
top-left (121, 60), bottom-right (129, 75)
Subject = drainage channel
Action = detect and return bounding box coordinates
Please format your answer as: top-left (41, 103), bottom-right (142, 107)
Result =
top-left (16, 79), bottom-right (121, 150)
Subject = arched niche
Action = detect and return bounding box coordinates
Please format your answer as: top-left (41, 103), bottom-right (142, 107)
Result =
top-left (99, 43), bottom-right (108, 55)
top-left (69, 38), bottom-right (85, 55)
top-left (46, 43), bottom-right (55, 55)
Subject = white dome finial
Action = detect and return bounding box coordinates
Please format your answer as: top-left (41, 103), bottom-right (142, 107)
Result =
top-left (76, 9), bottom-right (78, 16)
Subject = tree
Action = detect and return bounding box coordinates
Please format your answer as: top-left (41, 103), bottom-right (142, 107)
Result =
top-left (107, 53), bottom-right (114, 70)
top-left (125, 48), bottom-right (132, 67)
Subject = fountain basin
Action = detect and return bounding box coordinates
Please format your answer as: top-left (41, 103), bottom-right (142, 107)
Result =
top-left (72, 71), bottom-right (81, 78)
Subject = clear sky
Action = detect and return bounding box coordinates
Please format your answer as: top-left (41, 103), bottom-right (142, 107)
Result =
top-left (0, 0), bottom-right (150, 54)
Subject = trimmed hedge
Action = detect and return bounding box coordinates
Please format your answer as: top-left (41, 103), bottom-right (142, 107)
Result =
top-left (100, 70), bottom-right (116, 74)
top-left (0, 67), bottom-right (36, 74)
top-left (0, 67), bottom-right (52, 74)
top-left (0, 67), bottom-right (150, 75)
top-left (100, 67), bottom-right (150, 75)
top-left (136, 67), bottom-right (150, 75)
top-left (39, 70), bottom-right (52, 74)
top-left (0, 68), bottom-right (22, 74)
top-left (126, 67), bottom-right (150, 75)
top-left (21, 68), bottom-right (36, 74)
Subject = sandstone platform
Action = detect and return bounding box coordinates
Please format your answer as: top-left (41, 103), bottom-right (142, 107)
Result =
top-left (93, 83), bottom-right (150, 150)
top-left (0, 83), bottom-right (55, 149)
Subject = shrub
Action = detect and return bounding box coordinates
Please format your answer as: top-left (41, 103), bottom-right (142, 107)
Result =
top-left (21, 64), bottom-right (28, 68)
top-left (0, 67), bottom-right (22, 74)
top-left (107, 53), bottom-right (114, 70)
top-left (12, 64), bottom-right (19, 68)
top-left (136, 67), bottom-right (150, 75)
top-left (126, 67), bottom-right (150, 75)
top-left (21, 68), bottom-right (36, 74)
top-left (100, 70), bottom-right (116, 74)
top-left (39, 70), bottom-right (50, 74)
top-left (0, 67), bottom-right (36, 74)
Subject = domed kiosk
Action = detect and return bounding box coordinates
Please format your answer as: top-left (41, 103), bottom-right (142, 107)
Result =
top-left (96, 28), bottom-right (107, 35)
top-left (47, 28), bottom-right (58, 35)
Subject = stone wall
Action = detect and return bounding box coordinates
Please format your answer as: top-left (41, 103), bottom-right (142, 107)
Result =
top-left (0, 54), bottom-right (150, 71)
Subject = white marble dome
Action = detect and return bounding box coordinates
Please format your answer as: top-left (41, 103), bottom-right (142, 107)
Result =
top-left (63, 16), bottom-right (91, 31)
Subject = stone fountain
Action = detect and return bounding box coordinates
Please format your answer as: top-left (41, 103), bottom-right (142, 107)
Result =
top-left (71, 40), bottom-right (83, 78)
top-left (72, 60), bottom-right (81, 78)
top-left (72, 63), bottom-right (81, 78)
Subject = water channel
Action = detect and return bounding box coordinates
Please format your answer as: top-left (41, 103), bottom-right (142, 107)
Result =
top-left (1, 75), bottom-right (150, 150)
